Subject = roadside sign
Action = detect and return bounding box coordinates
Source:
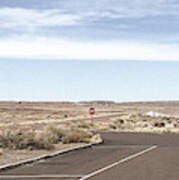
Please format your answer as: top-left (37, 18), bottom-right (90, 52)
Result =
top-left (89, 107), bottom-right (95, 115)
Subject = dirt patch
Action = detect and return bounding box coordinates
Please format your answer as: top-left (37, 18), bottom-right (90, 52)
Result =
top-left (0, 143), bottom-right (83, 167)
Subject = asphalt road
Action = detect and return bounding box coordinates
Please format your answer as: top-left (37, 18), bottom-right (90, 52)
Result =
top-left (0, 132), bottom-right (179, 180)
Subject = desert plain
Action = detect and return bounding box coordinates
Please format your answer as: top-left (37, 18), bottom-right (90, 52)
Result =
top-left (0, 100), bottom-right (179, 167)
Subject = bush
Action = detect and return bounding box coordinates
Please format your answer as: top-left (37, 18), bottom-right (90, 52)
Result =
top-left (0, 125), bottom-right (96, 150)
top-left (75, 121), bottom-right (92, 129)
top-left (109, 123), bottom-right (117, 129)
top-left (0, 148), bottom-right (3, 155)
top-left (0, 129), bottom-right (54, 150)
top-left (62, 128), bottom-right (93, 144)
top-left (45, 125), bottom-right (94, 144)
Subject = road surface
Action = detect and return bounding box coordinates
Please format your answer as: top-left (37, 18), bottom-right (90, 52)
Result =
top-left (0, 132), bottom-right (179, 180)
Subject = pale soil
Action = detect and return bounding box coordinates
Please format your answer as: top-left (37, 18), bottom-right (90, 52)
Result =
top-left (70, 101), bottom-right (179, 134)
top-left (0, 101), bottom-right (105, 166)
top-left (0, 101), bottom-right (179, 167)
top-left (0, 101), bottom-right (119, 131)
top-left (0, 143), bottom-right (84, 167)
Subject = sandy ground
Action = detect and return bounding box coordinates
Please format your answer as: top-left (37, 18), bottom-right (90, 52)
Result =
top-left (0, 101), bottom-right (112, 166)
top-left (0, 101), bottom-right (179, 166)
top-left (0, 143), bottom-right (83, 166)
top-left (0, 101), bottom-right (119, 131)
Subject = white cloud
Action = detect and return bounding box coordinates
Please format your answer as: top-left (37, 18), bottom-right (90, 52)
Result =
top-left (0, 7), bottom-right (132, 31)
top-left (55, 0), bottom-right (179, 17)
top-left (0, 35), bottom-right (179, 61)
top-left (0, 8), bottom-right (82, 29)
top-left (1, 0), bottom-right (179, 31)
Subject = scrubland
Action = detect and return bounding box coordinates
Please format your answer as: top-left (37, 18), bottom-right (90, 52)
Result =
top-left (0, 101), bottom-right (179, 165)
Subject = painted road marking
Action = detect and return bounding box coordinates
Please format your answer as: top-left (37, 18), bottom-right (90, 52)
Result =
top-left (93, 145), bottom-right (150, 149)
top-left (80, 145), bottom-right (157, 180)
top-left (0, 174), bottom-right (84, 179)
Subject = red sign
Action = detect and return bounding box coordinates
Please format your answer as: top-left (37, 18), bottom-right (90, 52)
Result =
top-left (89, 107), bottom-right (95, 115)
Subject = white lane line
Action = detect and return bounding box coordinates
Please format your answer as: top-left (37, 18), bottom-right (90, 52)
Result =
top-left (80, 145), bottom-right (157, 180)
top-left (93, 145), bottom-right (150, 149)
top-left (0, 174), bottom-right (84, 178)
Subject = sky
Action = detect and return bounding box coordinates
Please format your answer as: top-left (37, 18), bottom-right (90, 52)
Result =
top-left (0, 0), bottom-right (179, 102)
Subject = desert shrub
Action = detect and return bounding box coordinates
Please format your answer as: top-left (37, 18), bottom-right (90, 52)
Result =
top-left (0, 125), bottom-right (95, 150)
top-left (0, 129), bottom-right (26, 149)
top-left (71, 127), bottom-right (93, 138)
top-left (0, 148), bottom-right (3, 155)
top-left (33, 131), bottom-right (55, 150)
top-left (123, 122), bottom-right (134, 130)
top-left (62, 128), bottom-right (93, 144)
top-left (43, 125), bottom-right (73, 143)
top-left (64, 114), bottom-right (68, 118)
top-left (90, 134), bottom-right (102, 143)
top-left (64, 120), bottom-right (94, 129)
top-left (109, 123), bottom-right (117, 129)
top-left (0, 129), bottom-right (54, 150)
top-left (75, 121), bottom-right (92, 129)
top-left (112, 120), bottom-right (134, 130)
top-left (113, 120), bottom-right (124, 129)
top-left (46, 125), bottom-right (94, 144)
top-left (154, 122), bottom-right (165, 128)
top-left (44, 126), bottom-right (63, 143)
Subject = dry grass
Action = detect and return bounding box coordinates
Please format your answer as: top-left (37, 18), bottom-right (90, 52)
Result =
top-left (102, 112), bottom-right (179, 134)
top-left (64, 120), bottom-right (94, 129)
top-left (107, 117), bottom-right (134, 130)
top-left (0, 148), bottom-right (3, 155)
top-left (90, 134), bottom-right (102, 143)
top-left (61, 127), bottom-right (93, 144)
top-left (0, 129), bottom-right (54, 150)
top-left (44, 124), bottom-right (95, 144)
top-left (0, 124), bottom-right (98, 151)
top-left (43, 125), bottom-right (95, 144)
top-left (67, 112), bottom-right (179, 134)
top-left (75, 121), bottom-right (93, 129)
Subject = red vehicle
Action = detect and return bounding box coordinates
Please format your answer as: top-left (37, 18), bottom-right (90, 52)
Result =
top-left (89, 107), bottom-right (95, 115)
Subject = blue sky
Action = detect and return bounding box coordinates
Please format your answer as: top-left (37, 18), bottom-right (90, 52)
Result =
top-left (0, 0), bottom-right (179, 101)
top-left (1, 59), bottom-right (179, 102)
